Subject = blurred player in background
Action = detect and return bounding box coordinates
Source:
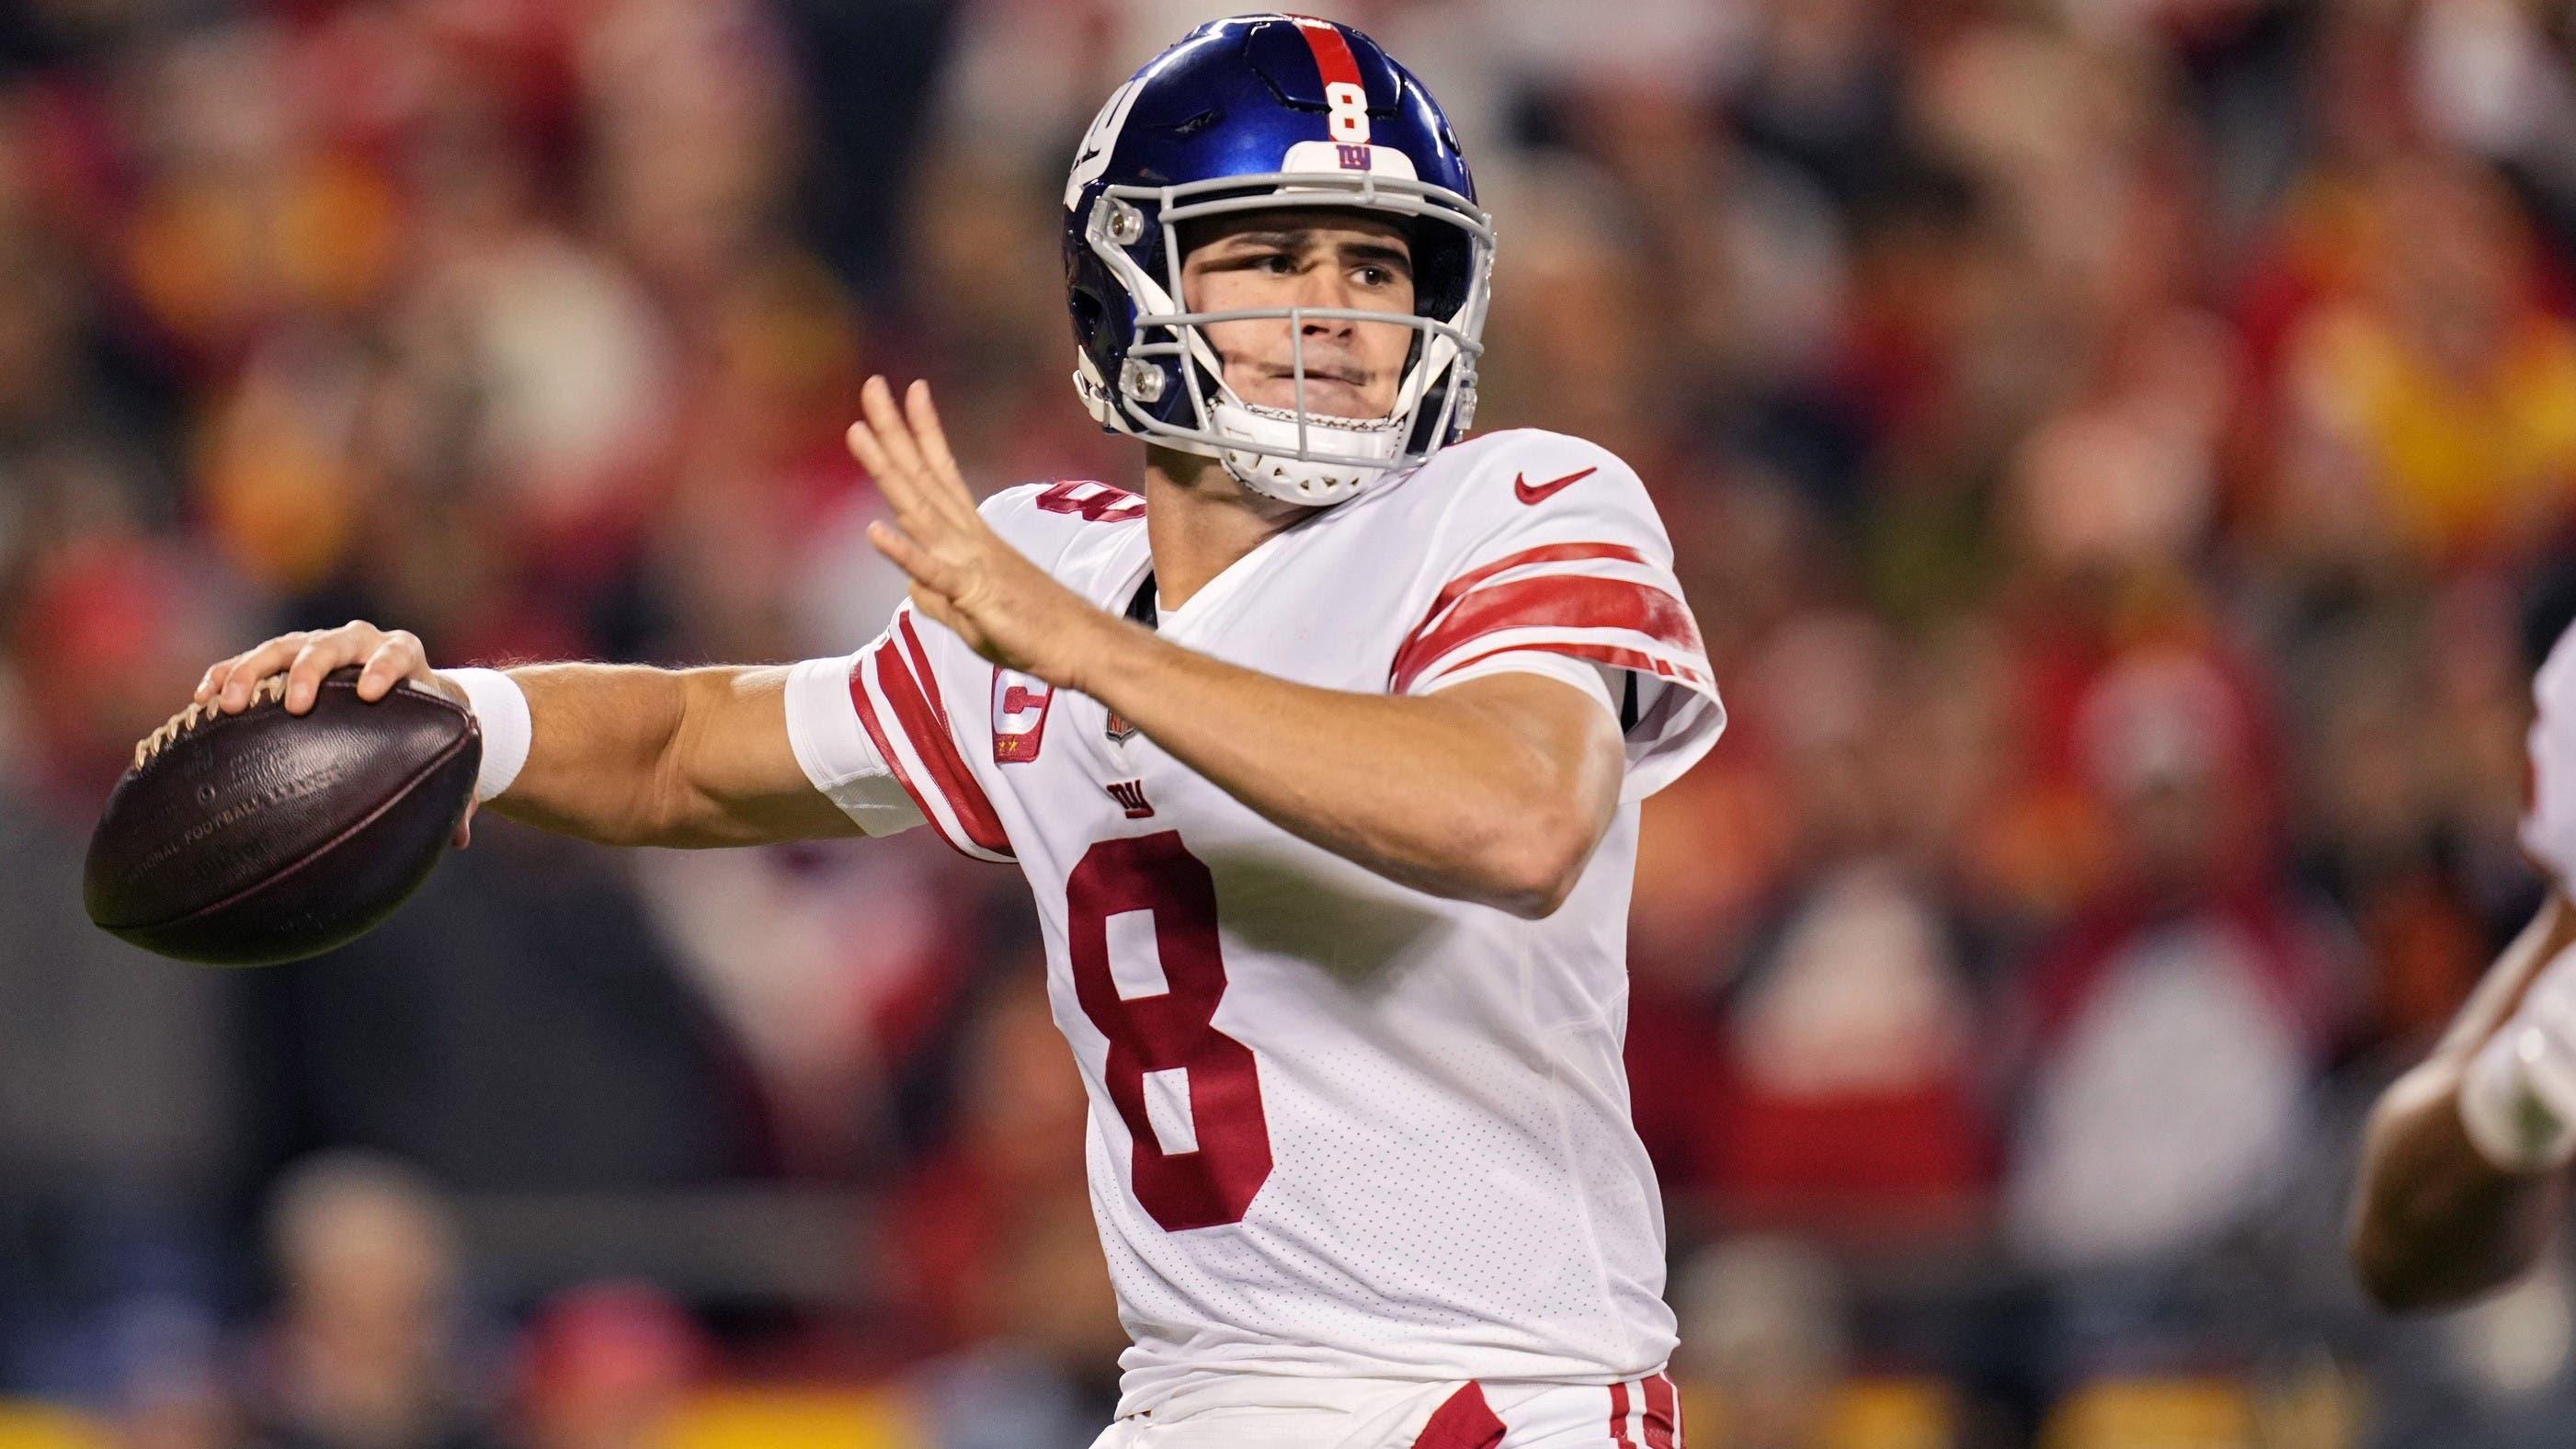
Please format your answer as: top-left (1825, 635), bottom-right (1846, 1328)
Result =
top-left (177, 16), bottom-right (1716, 1448)
top-left (2352, 621), bottom-right (2576, 1309)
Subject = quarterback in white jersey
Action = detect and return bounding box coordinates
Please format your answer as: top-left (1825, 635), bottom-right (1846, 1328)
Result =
top-left (786, 426), bottom-right (1714, 1432)
top-left (177, 15), bottom-right (1711, 1449)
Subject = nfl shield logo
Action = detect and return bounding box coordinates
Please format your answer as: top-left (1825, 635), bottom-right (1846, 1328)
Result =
top-left (1104, 708), bottom-right (1138, 746)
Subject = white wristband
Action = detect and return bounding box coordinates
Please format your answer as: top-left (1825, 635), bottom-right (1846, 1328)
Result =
top-left (2461, 1022), bottom-right (2576, 1173)
top-left (440, 667), bottom-right (531, 803)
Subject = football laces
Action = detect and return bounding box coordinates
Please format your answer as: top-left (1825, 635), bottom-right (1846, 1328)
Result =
top-left (134, 674), bottom-right (288, 770)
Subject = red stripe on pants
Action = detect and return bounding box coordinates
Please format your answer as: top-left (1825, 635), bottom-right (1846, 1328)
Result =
top-left (1642, 1375), bottom-right (1680, 1448)
top-left (1411, 1383), bottom-right (1506, 1449)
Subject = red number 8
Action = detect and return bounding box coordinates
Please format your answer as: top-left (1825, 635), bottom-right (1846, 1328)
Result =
top-left (1067, 831), bottom-right (1272, 1230)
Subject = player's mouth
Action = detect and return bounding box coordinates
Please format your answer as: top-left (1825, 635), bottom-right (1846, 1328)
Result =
top-left (1263, 361), bottom-right (1370, 389)
top-left (1254, 363), bottom-right (1380, 416)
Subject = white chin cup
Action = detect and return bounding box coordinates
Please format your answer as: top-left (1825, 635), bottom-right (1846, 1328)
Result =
top-left (1209, 399), bottom-right (1405, 505)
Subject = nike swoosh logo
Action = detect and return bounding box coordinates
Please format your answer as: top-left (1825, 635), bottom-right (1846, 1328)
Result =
top-left (1514, 467), bottom-right (1597, 505)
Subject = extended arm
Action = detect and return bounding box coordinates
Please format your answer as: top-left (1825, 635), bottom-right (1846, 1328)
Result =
top-left (2350, 891), bottom-right (2576, 1310)
top-left (192, 625), bottom-right (859, 849)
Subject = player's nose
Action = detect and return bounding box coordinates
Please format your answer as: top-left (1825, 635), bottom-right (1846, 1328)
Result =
top-left (1293, 266), bottom-right (1358, 330)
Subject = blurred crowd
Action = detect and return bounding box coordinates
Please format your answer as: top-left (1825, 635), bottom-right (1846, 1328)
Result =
top-left (9, 0), bottom-right (2576, 1444)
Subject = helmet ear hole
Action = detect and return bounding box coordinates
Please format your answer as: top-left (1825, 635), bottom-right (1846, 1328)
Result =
top-left (1069, 289), bottom-right (1106, 337)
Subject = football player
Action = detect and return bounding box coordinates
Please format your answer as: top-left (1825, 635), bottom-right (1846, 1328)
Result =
top-left (2351, 622), bottom-right (2576, 1311)
top-left (187, 17), bottom-right (1715, 1447)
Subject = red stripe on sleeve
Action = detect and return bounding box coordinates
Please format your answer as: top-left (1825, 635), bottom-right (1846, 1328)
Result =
top-left (1409, 1383), bottom-right (1506, 1449)
top-left (1415, 542), bottom-right (1650, 633)
top-left (1391, 575), bottom-right (1706, 692)
top-left (1292, 16), bottom-right (1363, 92)
top-left (847, 658), bottom-right (945, 840)
top-left (868, 639), bottom-right (1013, 859)
top-left (897, 612), bottom-right (950, 733)
top-left (1424, 640), bottom-right (1708, 691)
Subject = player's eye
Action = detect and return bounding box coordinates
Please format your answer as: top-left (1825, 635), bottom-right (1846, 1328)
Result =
top-left (1255, 251), bottom-right (1299, 275)
top-left (1354, 264), bottom-right (1393, 287)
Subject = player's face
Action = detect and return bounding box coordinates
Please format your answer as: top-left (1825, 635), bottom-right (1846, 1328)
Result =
top-left (1180, 210), bottom-right (1417, 421)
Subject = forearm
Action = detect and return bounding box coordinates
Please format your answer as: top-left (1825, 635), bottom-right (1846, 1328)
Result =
top-left (2351, 1057), bottom-right (2567, 1310)
top-left (462, 662), bottom-right (827, 849)
top-left (2349, 895), bottom-right (2576, 1309)
top-left (1072, 620), bottom-right (1619, 916)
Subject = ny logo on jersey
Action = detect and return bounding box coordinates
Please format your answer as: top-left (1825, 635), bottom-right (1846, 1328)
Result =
top-left (992, 668), bottom-right (1054, 763)
top-left (1105, 780), bottom-right (1154, 818)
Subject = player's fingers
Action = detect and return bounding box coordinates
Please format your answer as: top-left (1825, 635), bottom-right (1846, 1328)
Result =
top-left (860, 375), bottom-right (932, 484)
top-left (904, 581), bottom-right (975, 647)
top-left (452, 796), bottom-right (478, 850)
top-left (866, 518), bottom-right (964, 594)
top-left (904, 381), bottom-right (978, 522)
top-left (843, 417), bottom-right (904, 508)
top-left (194, 656), bottom-right (234, 704)
top-left (282, 641), bottom-right (335, 715)
top-left (355, 631), bottom-right (426, 702)
top-left (846, 416), bottom-right (938, 539)
top-left (216, 633), bottom-right (312, 712)
top-left (283, 622), bottom-right (377, 714)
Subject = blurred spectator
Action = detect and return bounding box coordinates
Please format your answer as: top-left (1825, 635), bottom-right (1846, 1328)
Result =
top-left (239, 1153), bottom-right (505, 1449)
top-left (2276, 155), bottom-right (2576, 564)
top-left (899, 974), bottom-right (1123, 1448)
top-left (230, 821), bottom-right (771, 1196)
top-left (513, 1282), bottom-right (708, 1449)
top-left (1670, 614), bottom-right (1996, 1240)
top-left (2000, 649), bottom-right (2348, 1363)
top-left (0, 542), bottom-right (247, 1402)
top-left (1672, 1236), bottom-right (1850, 1449)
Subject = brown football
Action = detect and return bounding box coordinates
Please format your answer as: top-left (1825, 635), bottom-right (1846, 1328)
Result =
top-left (84, 667), bottom-right (480, 966)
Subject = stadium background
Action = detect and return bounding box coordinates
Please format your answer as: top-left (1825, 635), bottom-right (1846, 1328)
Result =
top-left (6, 0), bottom-right (2576, 1444)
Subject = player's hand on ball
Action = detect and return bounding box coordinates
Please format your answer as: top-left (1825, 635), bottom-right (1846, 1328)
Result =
top-left (188, 622), bottom-right (479, 846)
top-left (196, 621), bottom-right (459, 716)
top-left (847, 376), bottom-right (1119, 687)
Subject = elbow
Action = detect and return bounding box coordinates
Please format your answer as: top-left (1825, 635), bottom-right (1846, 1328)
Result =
top-left (1476, 813), bottom-right (1599, 920)
top-left (633, 689), bottom-right (724, 847)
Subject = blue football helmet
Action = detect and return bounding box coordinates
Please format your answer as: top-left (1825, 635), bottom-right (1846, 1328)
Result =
top-left (1063, 15), bottom-right (1493, 505)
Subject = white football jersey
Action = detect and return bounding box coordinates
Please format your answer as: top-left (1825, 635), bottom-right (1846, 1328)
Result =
top-left (2526, 622), bottom-right (2576, 885)
top-left (783, 428), bottom-right (1724, 1417)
